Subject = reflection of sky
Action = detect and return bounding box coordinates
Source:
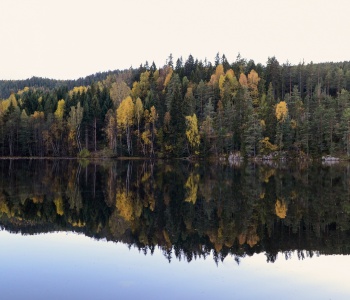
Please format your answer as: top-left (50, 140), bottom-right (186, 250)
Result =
top-left (0, 230), bottom-right (349, 300)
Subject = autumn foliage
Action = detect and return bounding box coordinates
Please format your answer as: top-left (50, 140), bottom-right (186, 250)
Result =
top-left (0, 54), bottom-right (349, 158)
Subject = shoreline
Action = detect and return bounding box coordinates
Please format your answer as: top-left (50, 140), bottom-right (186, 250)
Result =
top-left (0, 152), bottom-right (348, 163)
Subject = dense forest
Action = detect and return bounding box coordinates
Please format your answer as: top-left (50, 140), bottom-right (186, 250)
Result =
top-left (1, 160), bottom-right (350, 263)
top-left (1, 54), bottom-right (350, 158)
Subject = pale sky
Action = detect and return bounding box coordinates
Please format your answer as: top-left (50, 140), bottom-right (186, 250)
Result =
top-left (0, 0), bottom-right (349, 80)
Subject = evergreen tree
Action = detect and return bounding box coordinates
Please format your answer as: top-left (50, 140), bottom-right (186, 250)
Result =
top-left (166, 74), bottom-right (185, 157)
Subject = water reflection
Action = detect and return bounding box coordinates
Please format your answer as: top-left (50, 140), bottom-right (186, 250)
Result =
top-left (1, 159), bottom-right (350, 263)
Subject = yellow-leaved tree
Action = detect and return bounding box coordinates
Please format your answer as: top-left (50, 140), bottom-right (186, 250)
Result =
top-left (259, 137), bottom-right (278, 155)
top-left (247, 69), bottom-right (260, 106)
top-left (185, 114), bottom-right (200, 155)
top-left (209, 64), bottom-right (224, 88)
top-left (218, 69), bottom-right (238, 101)
top-left (239, 73), bottom-right (248, 88)
top-left (163, 67), bottom-right (173, 89)
top-left (54, 99), bottom-right (65, 121)
top-left (116, 188), bottom-right (142, 222)
top-left (117, 96), bottom-right (135, 155)
top-left (138, 70), bottom-right (150, 99)
top-left (275, 101), bottom-right (289, 151)
top-left (275, 101), bottom-right (288, 122)
top-left (69, 86), bottom-right (88, 97)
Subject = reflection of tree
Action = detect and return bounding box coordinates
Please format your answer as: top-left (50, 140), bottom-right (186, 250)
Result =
top-left (2, 160), bottom-right (350, 263)
top-left (238, 225), bottom-right (260, 248)
top-left (116, 189), bottom-right (139, 222)
top-left (139, 162), bottom-right (156, 211)
top-left (108, 209), bottom-right (130, 237)
top-left (66, 163), bottom-right (82, 212)
top-left (54, 197), bottom-right (64, 216)
top-left (0, 192), bottom-right (11, 216)
top-left (184, 172), bottom-right (200, 204)
top-left (275, 199), bottom-right (287, 219)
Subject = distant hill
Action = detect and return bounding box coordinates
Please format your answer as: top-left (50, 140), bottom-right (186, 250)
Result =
top-left (0, 70), bottom-right (125, 98)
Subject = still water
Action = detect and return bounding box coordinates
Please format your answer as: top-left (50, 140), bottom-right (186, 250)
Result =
top-left (1, 159), bottom-right (350, 299)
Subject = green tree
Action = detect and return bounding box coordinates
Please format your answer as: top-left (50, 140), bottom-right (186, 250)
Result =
top-left (243, 112), bottom-right (262, 156)
top-left (261, 83), bottom-right (277, 143)
top-left (165, 74), bottom-right (185, 156)
top-left (340, 108), bottom-right (350, 156)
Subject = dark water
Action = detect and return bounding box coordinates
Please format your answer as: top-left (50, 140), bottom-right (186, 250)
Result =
top-left (1, 159), bottom-right (350, 299)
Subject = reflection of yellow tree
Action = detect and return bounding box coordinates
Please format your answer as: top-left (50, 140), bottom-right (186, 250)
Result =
top-left (69, 218), bottom-right (85, 228)
top-left (247, 234), bottom-right (260, 248)
top-left (116, 190), bottom-right (134, 221)
top-left (32, 195), bottom-right (44, 204)
top-left (275, 199), bottom-right (288, 219)
top-left (145, 192), bottom-right (156, 212)
top-left (208, 228), bottom-right (225, 252)
top-left (185, 173), bottom-right (200, 204)
top-left (163, 229), bottom-right (172, 249)
top-left (260, 168), bottom-right (276, 183)
top-left (238, 225), bottom-right (260, 248)
top-left (206, 219), bottom-right (238, 252)
top-left (54, 196), bottom-right (64, 216)
top-left (116, 189), bottom-right (142, 222)
top-left (0, 194), bottom-right (10, 216)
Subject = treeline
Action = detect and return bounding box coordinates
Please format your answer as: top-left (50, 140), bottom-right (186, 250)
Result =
top-left (1, 54), bottom-right (350, 157)
top-left (1, 160), bottom-right (350, 263)
top-left (0, 70), bottom-right (128, 99)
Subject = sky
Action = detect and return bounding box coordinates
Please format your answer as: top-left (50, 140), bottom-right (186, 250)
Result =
top-left (0, 0), bottom-right (349, 80)
top-left (2, 231), bottom-right (350, 299)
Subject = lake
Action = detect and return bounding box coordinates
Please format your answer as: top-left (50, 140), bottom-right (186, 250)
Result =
top-left (1, 159), bottom-right (350, 299)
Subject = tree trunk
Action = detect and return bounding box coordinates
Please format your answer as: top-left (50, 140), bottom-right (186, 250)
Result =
top-left (85, 125), bottom-right (88, 150)
top-left (94, 117), bottom-right (97, 152)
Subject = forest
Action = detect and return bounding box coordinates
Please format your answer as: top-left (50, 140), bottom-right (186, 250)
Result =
top-left (1, 54), bottom-right (350, 158)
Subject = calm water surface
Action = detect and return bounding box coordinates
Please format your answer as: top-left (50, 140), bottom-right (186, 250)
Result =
top-left (1, 159), bottom-right (350, 299)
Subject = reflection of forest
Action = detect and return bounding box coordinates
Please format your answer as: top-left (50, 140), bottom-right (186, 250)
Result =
top-left (1, 159), bottom-right (350, 263)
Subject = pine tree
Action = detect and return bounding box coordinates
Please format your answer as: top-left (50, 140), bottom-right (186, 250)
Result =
top-left (243, 112), bottom-right (262, 156)
top-left (166, 74), bottom-right (185, 156)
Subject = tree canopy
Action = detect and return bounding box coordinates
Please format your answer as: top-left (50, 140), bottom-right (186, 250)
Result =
top-left (0, 54), bottom-right (350, 158)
